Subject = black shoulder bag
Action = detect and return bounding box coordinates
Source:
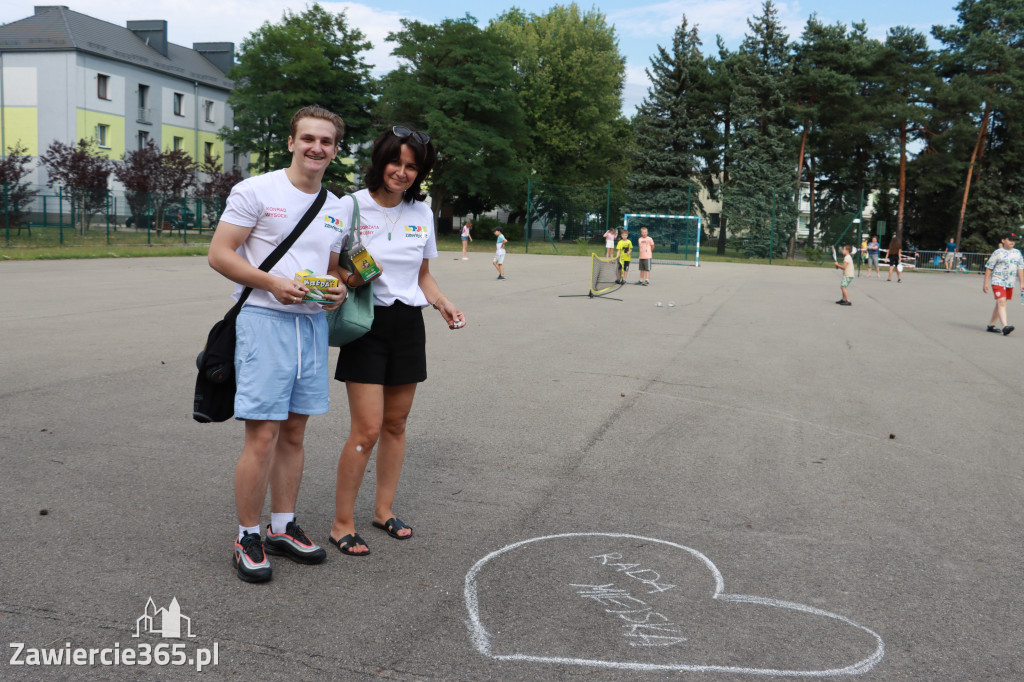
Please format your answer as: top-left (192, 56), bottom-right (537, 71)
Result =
top-left (193, 187), bottom-right (327, 423)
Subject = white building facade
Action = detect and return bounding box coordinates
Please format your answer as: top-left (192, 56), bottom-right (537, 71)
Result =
top-left (0, 6), bottom-right (241, 186)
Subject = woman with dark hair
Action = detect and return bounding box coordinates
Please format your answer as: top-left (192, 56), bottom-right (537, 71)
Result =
top-left (326, 125), bottom-right (465, 556)
top-left (886, 235), bottom-right (902, 283)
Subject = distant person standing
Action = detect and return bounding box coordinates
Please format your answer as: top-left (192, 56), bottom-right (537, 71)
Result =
top-left (603, 227), bottom-right (617, 258)
top-left (493, 227), bottom-right (507, 280)
top-left (886, 236), bottom-right (902, 283)
top-left (636, 226), bottom-right (654, 286)
top-left (982, 231), bottom-right (1024, 336)
top-left (866, 236), bottom-right (881, 278)
top-left (616, 229), bottom-right (633, 284)
top-left (944, 237), bottom-right (957, 272)
top-left (460, 221), bottom-right (473, 260)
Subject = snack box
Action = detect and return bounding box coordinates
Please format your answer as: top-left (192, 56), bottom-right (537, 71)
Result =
top-left (294, 270), bottom-right (340, 303)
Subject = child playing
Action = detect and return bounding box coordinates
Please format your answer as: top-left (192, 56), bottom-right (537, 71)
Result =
top-left (982, 231), bottom-right (1024, 335)
top-left (493, 227), bottom-right (507, 280)
top-left (834, 245), bottom-right (854, 306)
top-left (616, 229), bottom-right (633, 284)
top-left (460, 220), bottom-right (473, 260)
top-left (603, 227), bottom-right (618, 258)
top-left (636, 226), bottom-right (654, 285)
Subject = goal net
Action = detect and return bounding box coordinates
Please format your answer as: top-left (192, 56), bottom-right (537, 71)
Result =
top-left (590, 254), bottom-right (621, 295)
top-left (623, 213), bottom-right (702, 267)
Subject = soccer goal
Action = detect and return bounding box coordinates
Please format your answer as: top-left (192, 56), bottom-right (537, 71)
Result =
top-left (623, 213), bottom-right (702, 267)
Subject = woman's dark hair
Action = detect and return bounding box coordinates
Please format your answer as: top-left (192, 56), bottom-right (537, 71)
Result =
top-left (888, 236), bottom-right (901, 251)
top-left (364, 126), bottom-right (436, 203)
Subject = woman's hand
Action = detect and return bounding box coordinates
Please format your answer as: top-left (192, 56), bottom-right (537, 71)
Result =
top-left (433, 296), bottom-right (466, 329)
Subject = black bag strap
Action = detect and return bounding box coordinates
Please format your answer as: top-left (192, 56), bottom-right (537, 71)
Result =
top-left (233, 186), bottom-right (328, 311)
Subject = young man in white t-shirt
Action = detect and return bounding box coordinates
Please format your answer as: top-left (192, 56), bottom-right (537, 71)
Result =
top-left (208, 106), bottom-right (348, 583)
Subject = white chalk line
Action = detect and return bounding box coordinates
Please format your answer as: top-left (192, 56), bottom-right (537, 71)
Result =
top-left (464, 532), bottom-right (884, 677)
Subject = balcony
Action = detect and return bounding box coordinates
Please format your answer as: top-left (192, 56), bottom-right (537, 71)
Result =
top-left (137, 107), bottom-right (152, 124)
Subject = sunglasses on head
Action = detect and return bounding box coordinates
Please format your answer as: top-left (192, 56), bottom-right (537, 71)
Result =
top-left (393, 125), bottom-right (430, 144)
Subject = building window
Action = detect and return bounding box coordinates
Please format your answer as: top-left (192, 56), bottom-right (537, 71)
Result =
top-left (173, 93), bottom-right (185, 116)
top-left (138, 85), bottom-right (151, 124)
top-left (96, 124), bottom-right (110, 148)
top-left (204, 141), bottom-right (214, 162)
top-left (232, 152), bottom-right (240, 172)
top-left (173, 136), bottom-right (184, 152)
top-left (203, 100), bottom-right (214, 123)
top-left (97, 74), bottom-right (110, 100)
top-left (138, 131), bottom-right (149, 150)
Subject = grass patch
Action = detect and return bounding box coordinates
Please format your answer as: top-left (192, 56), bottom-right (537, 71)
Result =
top-left (2, 231), bottom-right (831, 267)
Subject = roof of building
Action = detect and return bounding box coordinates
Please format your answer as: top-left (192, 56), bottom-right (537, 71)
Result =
top-left (0, 6), bottom-right (233, 91)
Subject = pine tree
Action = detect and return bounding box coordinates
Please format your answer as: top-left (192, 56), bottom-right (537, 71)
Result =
top-left (724, 1), bottom-right (797, 258)
top-left (629, 16), bottom-right (711, 217)
top-left (934, 0), bottom-right (1024, 245)
top-left (877, 27), bottom-right (939, 244)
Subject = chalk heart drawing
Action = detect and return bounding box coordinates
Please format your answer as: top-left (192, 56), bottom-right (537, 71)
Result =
top-left (464, 533), bottom-right (884, 676)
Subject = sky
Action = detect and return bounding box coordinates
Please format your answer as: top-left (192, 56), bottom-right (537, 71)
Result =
top-left (2, 1), bottom-right (960, 114)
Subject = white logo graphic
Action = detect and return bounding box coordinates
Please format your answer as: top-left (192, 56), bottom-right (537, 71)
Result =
top-left (134, 597), bottom-right (195, 639)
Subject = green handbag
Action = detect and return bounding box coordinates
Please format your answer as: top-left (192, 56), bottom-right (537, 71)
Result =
top-left (326, 195), bottom-right (374, 347)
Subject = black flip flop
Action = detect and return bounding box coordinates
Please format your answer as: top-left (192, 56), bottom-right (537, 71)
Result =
top-left (372, 517), bottom-right (413, 540)
top-left (328, 533), bottom-right (370, 556)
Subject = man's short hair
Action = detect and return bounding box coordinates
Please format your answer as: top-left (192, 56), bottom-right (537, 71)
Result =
top-left (290, 105), bottom-right (345, 146)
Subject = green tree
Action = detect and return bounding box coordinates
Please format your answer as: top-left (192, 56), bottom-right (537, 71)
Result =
top-left (933, 0), bottom-right (1024, 245)
top-left (629, 15), bottom-right (711, 217)
top-left (877, 27), bottom-right (938, 244)
top-left (223, 3), bottom-right (374, 184)
top-left (790, 16), bottom-right (855, 252)
top-left (723, 0), bottom-right (797, 258)
top-left (491, 4), bottom-right (631, 189)
top-left (795, 20), bottom-right (886, 249)
top-left (378, 15), bottom-right (528, 224)
top-left (704, 39), bottom-right (741, 254)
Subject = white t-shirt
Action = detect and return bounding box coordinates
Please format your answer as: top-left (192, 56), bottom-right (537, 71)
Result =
top-left (219, 169), bottom-right (346, 314)
top-left (334, 189), bottom-right (437, 307)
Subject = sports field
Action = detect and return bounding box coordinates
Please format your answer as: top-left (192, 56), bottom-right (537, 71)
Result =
top-left (1, 254), bottom-right (1021, 679)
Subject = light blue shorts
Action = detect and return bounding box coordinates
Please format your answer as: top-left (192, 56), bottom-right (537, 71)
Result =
top-left (234, 306), bottom-right (329, 421)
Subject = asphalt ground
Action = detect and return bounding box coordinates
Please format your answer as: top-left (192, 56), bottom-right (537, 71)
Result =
top-left (1, 252), bottom-right (1021, 680)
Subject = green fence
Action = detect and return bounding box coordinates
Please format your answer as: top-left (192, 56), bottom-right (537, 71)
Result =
top-left (523, 180), bottom-right (707, 253)
top-left (3, 186), bottom-right (224, 247)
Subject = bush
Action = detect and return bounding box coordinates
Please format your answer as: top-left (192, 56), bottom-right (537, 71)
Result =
top-left (960, 233), bottom-right (991, 254)
top-left (803, 247), bottom-right (826, 261)
top-left (471, 216), bottom-right (523, 241)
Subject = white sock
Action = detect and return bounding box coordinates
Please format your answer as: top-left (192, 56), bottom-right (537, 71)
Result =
top-left (238, 525), bottom-right (261, 542)
top-left (270, 512), bottom-right (295, 535)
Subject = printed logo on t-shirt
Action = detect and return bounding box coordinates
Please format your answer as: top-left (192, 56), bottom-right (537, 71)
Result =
top-left (323, 214), bottom-right (344, 232)
top-left (264, 206), bottom-right (287, 219)
top-left (405, 224), bottom-right (428, 238)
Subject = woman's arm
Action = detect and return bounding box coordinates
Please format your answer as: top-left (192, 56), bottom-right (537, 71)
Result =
top-left (418, 259), bottom-right (466, 329)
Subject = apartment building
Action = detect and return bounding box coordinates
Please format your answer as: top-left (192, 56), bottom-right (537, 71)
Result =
top-left (0, 5), bottom-right (241, 186)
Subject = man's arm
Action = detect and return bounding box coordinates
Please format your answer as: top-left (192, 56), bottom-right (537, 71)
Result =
top-left (208, 221), bottom-right (309, 304)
